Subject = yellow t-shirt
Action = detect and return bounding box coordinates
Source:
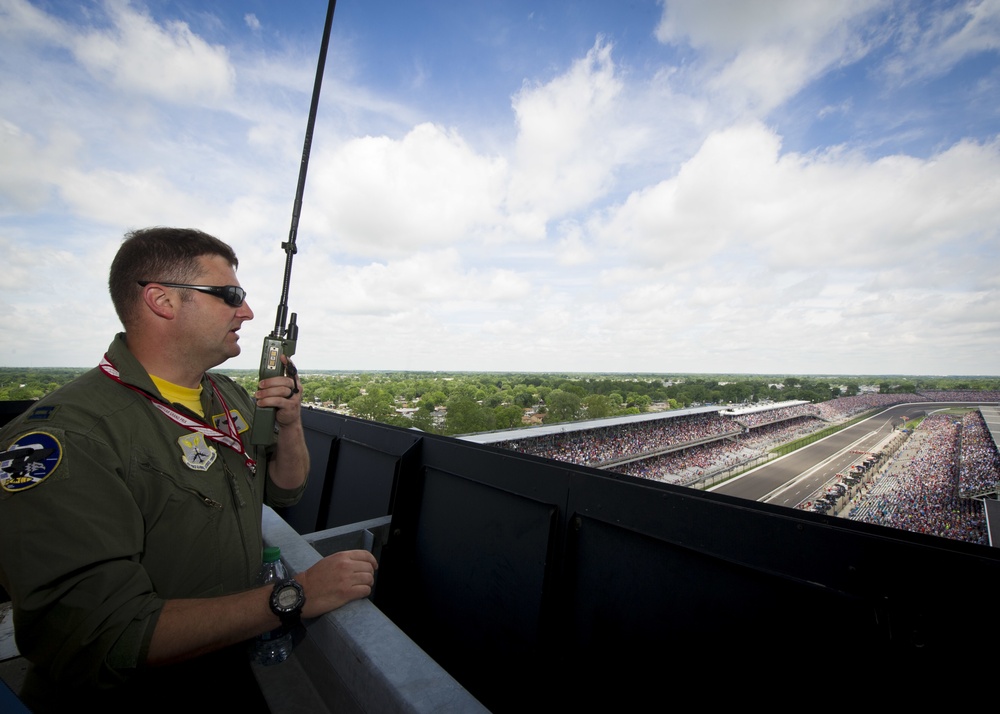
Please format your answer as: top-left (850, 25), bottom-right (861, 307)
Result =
top-left (150, 375), bottom-right (204, 417)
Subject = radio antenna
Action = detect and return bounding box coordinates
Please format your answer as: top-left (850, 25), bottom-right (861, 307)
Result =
top-left (272, 0), bottom-right (338, 338)
top-left (251, 0), bottom-right (338, 446)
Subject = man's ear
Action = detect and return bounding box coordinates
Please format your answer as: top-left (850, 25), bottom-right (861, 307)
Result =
top-left (140, 283), bottom-right (178, 320)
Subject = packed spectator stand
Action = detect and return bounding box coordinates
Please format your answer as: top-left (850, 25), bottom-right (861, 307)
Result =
top-left (959, 408), bottom-right (1000, 498)
top-left (486, 396), bottom-right (918, 487)
top-left (470, 391), bottom-right (1000, 546)
top-left (847, 411), bottom-right (995, 545)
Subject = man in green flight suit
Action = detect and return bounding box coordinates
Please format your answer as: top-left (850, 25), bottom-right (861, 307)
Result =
top-left (0, 227), bottom-right (378, 711)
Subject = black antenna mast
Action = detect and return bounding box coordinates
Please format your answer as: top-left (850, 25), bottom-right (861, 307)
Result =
top-left (251, 0), bottom-right (338, 446)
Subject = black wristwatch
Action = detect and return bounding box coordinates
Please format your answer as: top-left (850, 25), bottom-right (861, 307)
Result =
top-left (269, 578), bottom-right (306, 627)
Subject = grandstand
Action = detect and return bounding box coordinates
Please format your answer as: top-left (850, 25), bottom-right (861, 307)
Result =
top-left (846, 409), bottom-right (999, 545)
top-left (464, 400), bottom-right (829, 486)
top-left (465, 395), bottom-right (1000, 545)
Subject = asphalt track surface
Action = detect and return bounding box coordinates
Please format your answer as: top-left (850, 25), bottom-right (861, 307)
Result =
top-left (710, 402), bottom-right (985, 507)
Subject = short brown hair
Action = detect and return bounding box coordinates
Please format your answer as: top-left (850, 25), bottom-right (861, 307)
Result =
top-left (109, 227), bottom-right (239, 327)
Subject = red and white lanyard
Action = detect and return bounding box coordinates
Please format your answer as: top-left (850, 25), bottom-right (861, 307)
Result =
top-left (99, 354), bottom-right (257, 473)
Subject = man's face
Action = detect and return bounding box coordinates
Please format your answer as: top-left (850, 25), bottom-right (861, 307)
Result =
top-left (176, 254), bottom-right (254, 371)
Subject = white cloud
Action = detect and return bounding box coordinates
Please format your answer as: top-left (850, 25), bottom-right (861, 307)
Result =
top-left (655, 0), bottom-right (887, 113)
top-left (553, 221), bottom-right (595, 266)
top-left (0, 228), bottom-right (119, 366)
top-left (595, 122), bottom-right (1000, 273)
top-left (573, 119), bottom-right (1000, 373)
top-left (0, 120), bottom-right (66, 212)
top-left (507, 39), bottom-right (640, 217)
top-left (306, 123), bottom-right (508, 258)
top-left (0, 0), bottom-right (65, 43)
top-left (72, 0), bottom-right (235, 105)
top-left (57, 167), bottom-right (217, 228)
top-left (885, 0), bottom-right (1000, 83)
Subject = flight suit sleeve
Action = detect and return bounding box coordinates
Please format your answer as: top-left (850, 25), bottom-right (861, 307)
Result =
top-left (264, 469), bottom-right (308, 508)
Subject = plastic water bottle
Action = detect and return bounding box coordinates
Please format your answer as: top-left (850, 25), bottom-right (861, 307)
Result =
top-left (254, 546), bottom-right (294, 665)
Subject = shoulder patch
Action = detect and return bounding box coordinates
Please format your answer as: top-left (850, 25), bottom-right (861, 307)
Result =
top-left (0, 432), bottom-right (63, 493)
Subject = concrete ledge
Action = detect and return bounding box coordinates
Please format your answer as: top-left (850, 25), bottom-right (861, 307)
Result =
top-left (259, 508), bottom-right (489, 714)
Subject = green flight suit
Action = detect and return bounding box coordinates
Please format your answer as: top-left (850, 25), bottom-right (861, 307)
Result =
top-left (0, 334), bottom-right (305, 707)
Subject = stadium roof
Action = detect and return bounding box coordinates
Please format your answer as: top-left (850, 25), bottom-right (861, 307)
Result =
top-left (460, 404), bottom-right (727, 445)
top-left (718, 400), bottom-right (809, 416)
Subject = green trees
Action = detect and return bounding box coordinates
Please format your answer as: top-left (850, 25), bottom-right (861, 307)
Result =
top-left (418, 390), bottom-right (448, 410)
top-left (0, 368), bottom-right (87, 401)
top-left (494, 404), bottom-right (525, 430)
top-left (7, 367), bottom-right (1000, 438)
top-left (583, 394), bottom-right (613, 419)
top-left (409, 408), bottom-right (438, 433)
top-left (444, 389), bottom-right (495, 435)
top-left (347, 388), bottom-right (395, 422)
top-left (544, 389), bottom-right (581, 423)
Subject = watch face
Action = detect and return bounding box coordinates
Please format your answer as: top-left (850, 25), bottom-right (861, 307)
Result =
top-left (276, 585), bottom-right (301, 610)
top-left (270, 578), bottom-right (305, 622)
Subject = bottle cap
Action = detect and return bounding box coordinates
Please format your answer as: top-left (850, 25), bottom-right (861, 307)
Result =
top-left (262, 546), bottom-right (281, 563)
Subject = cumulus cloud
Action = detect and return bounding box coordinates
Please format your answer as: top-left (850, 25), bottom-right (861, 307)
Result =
top-left (72, 0), bottom-right (235, 104)
top-left (575, 117), bottom-right (1000, 373)
top-left (507, 39), bottom-right (636, 217)
top-left (594, 122), bottom-right (1000, 273)
top-left (306, 123), bottom-right (508, 257)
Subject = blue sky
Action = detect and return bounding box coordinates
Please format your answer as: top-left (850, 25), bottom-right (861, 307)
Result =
top-left (1, 0), bottom-right (998, 375)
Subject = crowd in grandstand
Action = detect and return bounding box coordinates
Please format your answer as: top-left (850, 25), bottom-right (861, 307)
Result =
top-left (918, 390), bottom-right (1000, 402)
top-left (494, 412), bottom-right (741, 467)
top-left (493, 392), bottom-right (1000, 546)
top-left (847, 414), bottom-right (990, 545)
top-left (497, 396), bottom-right (937, 481)
top-left (958, 410), bottom-right (1000, 498)
top-left (498, 395), bottom-right (913, 478)
top-left (612, 439), bottom-right (758, 485)
top-left (808, 391), bottom-right (1000, 423)
top-left (813, 393), bottom-right (925, 421)
top-left (612, 418), bottom-right (822, 485)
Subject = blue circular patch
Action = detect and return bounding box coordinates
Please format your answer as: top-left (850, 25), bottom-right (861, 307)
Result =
top-left (0, 432), bottom-right (63, 493)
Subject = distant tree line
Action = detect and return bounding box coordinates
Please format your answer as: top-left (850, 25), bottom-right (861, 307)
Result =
top-left (3, 367), bottom-right (998, 438)
top-left (0, 368), bottom-right (89, 401)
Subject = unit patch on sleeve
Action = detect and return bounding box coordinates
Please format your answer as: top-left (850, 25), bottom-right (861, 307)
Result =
top-left (0, 432), bottom-right (63, 493)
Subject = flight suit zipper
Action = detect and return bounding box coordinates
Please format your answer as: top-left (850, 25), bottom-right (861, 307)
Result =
top-left (140, 460), bottom-right (224, 509)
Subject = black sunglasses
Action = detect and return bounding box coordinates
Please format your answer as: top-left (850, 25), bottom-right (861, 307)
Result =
top-left (137, 281), bottom-right (247, 308)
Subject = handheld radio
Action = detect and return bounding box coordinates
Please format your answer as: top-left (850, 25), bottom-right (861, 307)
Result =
top-left (250, 0), bottom-right (338, 446)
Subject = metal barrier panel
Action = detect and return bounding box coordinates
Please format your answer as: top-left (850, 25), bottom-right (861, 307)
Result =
top-left (358, 420), bottom-right (1000, 706)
